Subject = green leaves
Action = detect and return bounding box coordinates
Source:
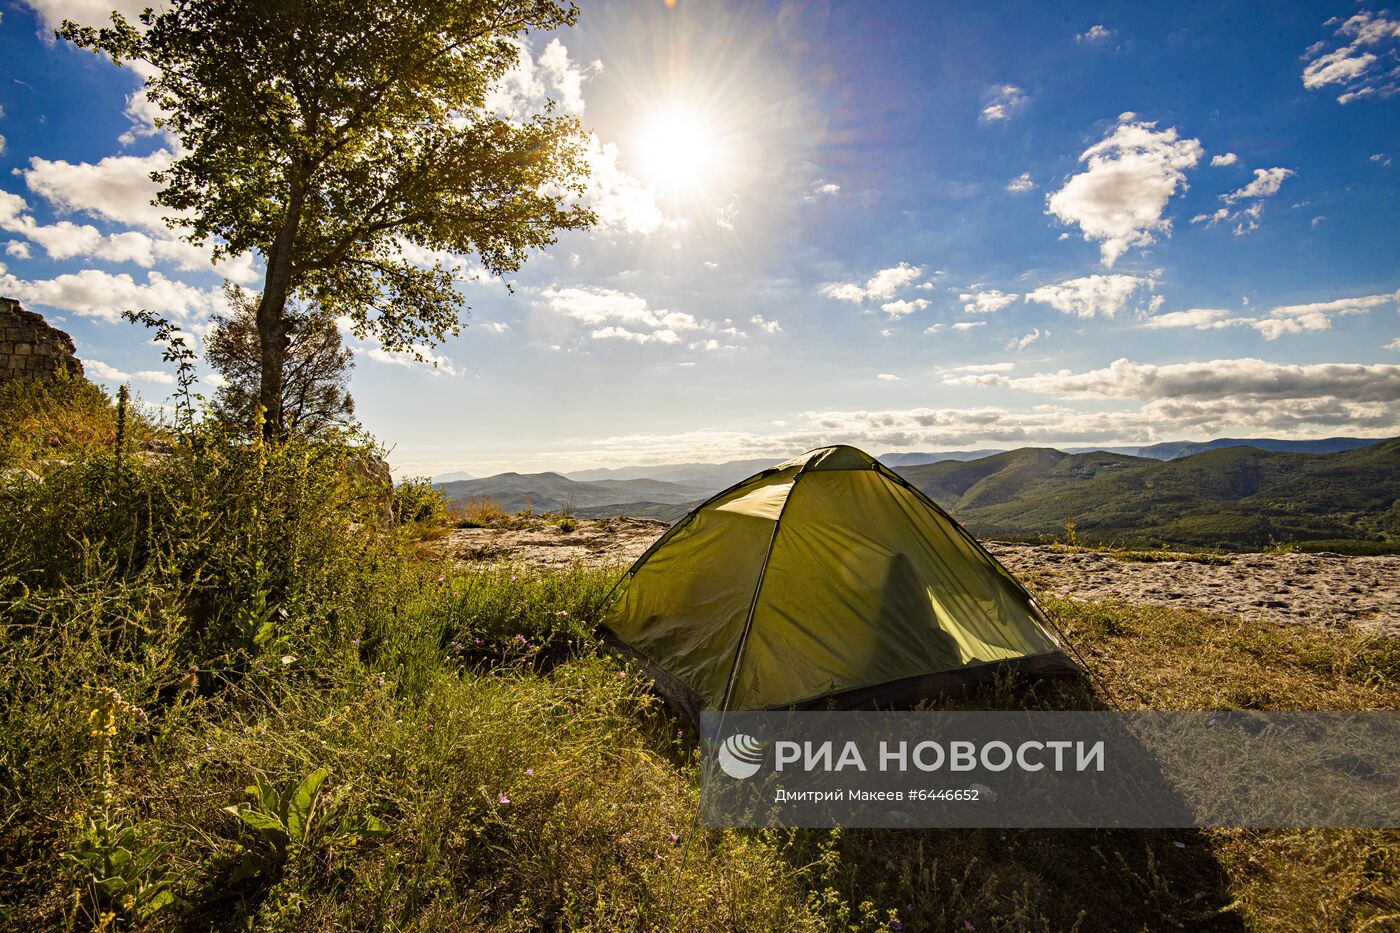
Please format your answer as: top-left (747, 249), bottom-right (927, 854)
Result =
top-left (65, 815), bottom-right (181, 921)
top-left (61, 0), bottom-right (596, 436)
top-left (223, 767), bottom-right (390, 883)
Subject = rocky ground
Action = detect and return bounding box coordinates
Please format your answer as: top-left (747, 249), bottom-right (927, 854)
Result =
top-left (447, 518), bottom-right (1400, 636)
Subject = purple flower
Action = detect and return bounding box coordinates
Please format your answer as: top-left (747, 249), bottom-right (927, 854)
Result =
top-left (452, 641), bottom-right (463, 650)
top-left (618, 671), bottom-right (627, 678)
top-left (473, 637), bottom-right (484, 646)
top-left (497, 793), bottom-right (509, 804)
top-left (964, 923), bottom-right (975, 931)
top-left (426, 724), bottom-right (434, 731)
top-left (891, 923), bottom-right (902, 931)
top-left (669, 832), bottom-right (679, 842)
top-left (525, 768), bottom-right (534, 776)
top-left (556, 609), bottom-right (568, 617)
top-left (515, 634), bottom-right (528, 645)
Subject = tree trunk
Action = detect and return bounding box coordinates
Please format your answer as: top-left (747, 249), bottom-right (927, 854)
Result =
top-left (257, 179), bottom-right (306, 440)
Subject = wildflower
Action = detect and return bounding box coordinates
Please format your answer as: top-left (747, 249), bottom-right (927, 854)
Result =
top-left (525, 768), bottom-right (534, 776)
top-left (1208, 718), bottom-right (1218, 726)
top-left (514, 634), bottom-right (527, 645)
top-left (427, 724), bottom-right (434, 732)
top-left (557, 609), bottom-right (568, 617)
top-left (891, 923), bottom-right (903, 931)
top-left (452, 641), bottom-right (463, 651)
top-left (669, 832), bottom-right (679, 842)
top-left (473, 637), bottom-right (484, 646)
top-left (437, 575), bottom-right (445, 583)
top-left (498, 793), bottom-right (510, 804)
top-left (964, 923), bottom-right (975, 931)
top-left (618, 671), bottom-right (627, 678)
top-left (352, 638), bottom-right (360, 646)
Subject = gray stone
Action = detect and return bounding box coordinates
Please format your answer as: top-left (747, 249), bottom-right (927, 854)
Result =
top-left (0, 298), bottom-right (84, 384)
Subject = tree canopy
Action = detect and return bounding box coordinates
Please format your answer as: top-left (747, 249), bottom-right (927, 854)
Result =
top-left (62, 0), bottom-right (596, 435)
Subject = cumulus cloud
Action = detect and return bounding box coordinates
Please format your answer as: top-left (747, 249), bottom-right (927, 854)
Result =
top-left (1006, 173), bottom-right (1035, 192)
top-left (1024, 273), bottom-right (1153, 318)
top-left (1251, 292), bottom-right (1395, 339)
top-left (880, 298), bottom-right (930, 318)
top-left (0, 267), bottom-right (224, 322)
top-left (876, 373), bottom-right (900, 382)
top-left (1077, 24), bottom-right (1115, 43)
top-left (22, 151), bottom-right (178, 234)
top-left (980, 84), bottom-right (1027, 122)
top-left (1301, 11), bottom-right (1400, 104)
top-left (950, 321), bottom-right (985, 332)
top-left (804, 181), bottom-right (841, 202)
top-left (959, 289), bottom-right (1019, 314)
top-left (1005, 328), bottom-right (1044, 351)
top-left (941, 362), bottom-right (1016, 387)
top-left (819, 262), bottom-right (923, 304)
top-left (1191, 166), bottom-right (1296, 236)
top-left (1010, 357), bottom-right (1400, 404)
top-left (750, 314), bottom-right (782, 334)
top-left (485, 39), bottom-right (659, 235)
top-left (1387, 337), bottom-right (1400, 351)
top-left (1210, 152), bottom-right (1239, 167)
top-left (1045, 116), bottom-right (1203, 266)
top-left (1142, 292), bottom-right (1398, 339)
top-left (538, 286), bottom-right (706, 347)
top-left (1141, 308), bottom-right (1248, 330)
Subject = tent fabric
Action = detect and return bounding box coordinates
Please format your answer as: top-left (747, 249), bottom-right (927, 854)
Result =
top-left (599, 445), bottom-right (1079, 718)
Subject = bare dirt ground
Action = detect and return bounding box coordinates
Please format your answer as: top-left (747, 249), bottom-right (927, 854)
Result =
top-left (448, 519), bottom-right (1400, 636)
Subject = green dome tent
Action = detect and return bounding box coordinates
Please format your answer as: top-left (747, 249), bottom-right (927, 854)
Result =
top-left (599, 445), bottom-right (1079, 720)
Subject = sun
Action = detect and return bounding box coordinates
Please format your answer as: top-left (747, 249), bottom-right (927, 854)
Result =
top-left (632, 103), bottom-right (722, 195)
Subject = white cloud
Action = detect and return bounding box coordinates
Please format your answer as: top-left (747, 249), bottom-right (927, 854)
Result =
top-left (22, 151), bottom-right (178, 234)
top-left (951, 321), bottom-right (985, 332)
top-left (1005, 328), bottom-right (1044, 351)
top-left (1223, 167), bottom-right (1294, 202)
top-left (980, 84), bottom-right (1027, 122)
top-left (1024, 273), bottom-right (1153, 318)
top-left (941, 363), bottom-right (1016, 387)
top-left (1387, 337), bottom-right (1400, 351)
top-left (1251, 292), bottom-right (1396, 340)
top-left (1142, 308), bottom-right (1248, 330)
top-left (959, 289), bottom-right (1019, 314)
top-left (804, 181), bottom-right (841, 202)
top-left (19, 0), bottom-right (149, 29)
top-left (0, 268), bottom-right (223, 322)
top-left (876, 373), bottom-right (900, 382)
top-left (538, 286), bottom-right (706, 347)
top-left (1006, 173), bottom-right (1035, 193)
top-left (1301, 12), bottom-right (1400, 103)
top-left (1077, 24), bottom-right (1115, 43)
top-left (716, 202), bottom-right (738, 230)
top-left (880, 298), bottom-right (930, 318)
top-left (1011, 358), bottom-right (1400, 407)
top-left (479, 322), bottom-right (511, 334)
top-left (819, 262), bottom-right (923, 304)
top-left (580, 135), bottom-right (664, 235)
top-left (1210, 152), bottom-right (1239, 167)
top-left (750, 314), bottom-right (782, 334)
top-left (1045, 116), bottom-right (1203, 266)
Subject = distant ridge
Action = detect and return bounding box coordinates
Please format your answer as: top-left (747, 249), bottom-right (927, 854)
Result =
top-left (439, 436), bottom-right (1398, 549)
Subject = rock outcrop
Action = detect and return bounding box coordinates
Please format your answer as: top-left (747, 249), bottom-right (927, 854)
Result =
top-left (0, 297), bottom-right (83, 383)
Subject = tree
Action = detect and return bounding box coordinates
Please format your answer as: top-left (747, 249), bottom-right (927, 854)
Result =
top-left (62, 0), bottom-right (595, 438)
top-left (206, 286), bottom-right (355, 437)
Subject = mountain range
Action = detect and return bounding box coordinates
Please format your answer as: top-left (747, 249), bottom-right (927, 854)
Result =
top-left (433, 436), bottom-right (1399, 549)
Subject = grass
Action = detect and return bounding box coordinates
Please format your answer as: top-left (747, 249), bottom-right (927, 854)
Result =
top-left (1, 378), bottom-right (1396, 931)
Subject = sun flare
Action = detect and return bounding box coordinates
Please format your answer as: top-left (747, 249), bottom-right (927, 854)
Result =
top-left (633, 103), bottom-right (722, 194)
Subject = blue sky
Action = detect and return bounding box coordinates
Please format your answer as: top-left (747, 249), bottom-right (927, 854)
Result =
top-left (2, 0), bottom-right (1398, 475)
